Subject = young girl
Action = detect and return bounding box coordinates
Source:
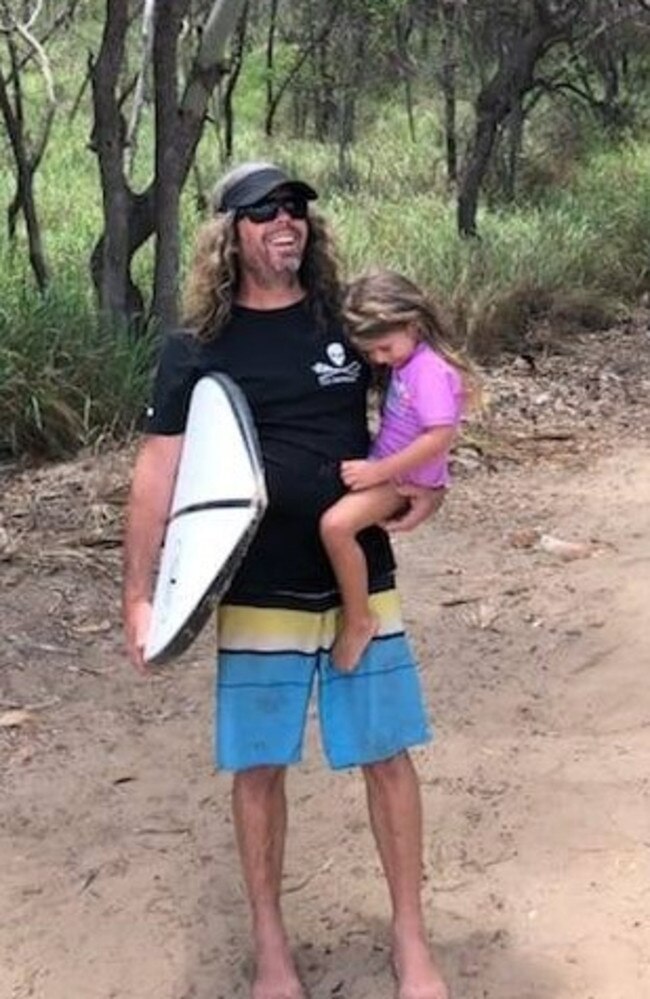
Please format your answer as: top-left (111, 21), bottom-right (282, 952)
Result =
top-left (321, 269), bottom-right (476, 672)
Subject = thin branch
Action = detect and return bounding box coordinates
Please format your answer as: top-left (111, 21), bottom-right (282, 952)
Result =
top-left (14, 0), bottom-right (83, 77)
top-left (68, 57), bottom-right (92, 122)
top-left (265, 0), bottom-right (343, 135)
top-left (0, 0), bottom-right (43, 34)
top-left (23, 0), bottom-right (44, 33)
top-left (16, 20), bottom-right (54, 105)
top-left (126, 0), bottom-right (155, 176)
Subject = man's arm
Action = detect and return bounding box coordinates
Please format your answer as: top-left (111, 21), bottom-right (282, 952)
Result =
top-left (381, 484), bottom-right (446, 533)
top-left (122, 434), bottom-right (183, 672)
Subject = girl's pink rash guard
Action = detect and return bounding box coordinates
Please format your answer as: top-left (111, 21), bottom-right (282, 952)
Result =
top-left (370, 342), bottom-right (463, 488)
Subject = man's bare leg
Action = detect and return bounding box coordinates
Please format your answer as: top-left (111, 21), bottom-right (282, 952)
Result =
top-left (363, 753), bottom-right (449, 999)
top-left (232, 766), bottom-right (305, 999)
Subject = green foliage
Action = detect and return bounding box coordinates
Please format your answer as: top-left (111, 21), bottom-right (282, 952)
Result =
top-left (330, 137), bottom-right (650, 357)
top-left (332, 139), bottom-right (650, 299)
top-left (4, 124), bottom-right (650, 457)
top-left (0, 263), bottom-right (155, 458)
top-left (2, 0), bottom-right (650, 458)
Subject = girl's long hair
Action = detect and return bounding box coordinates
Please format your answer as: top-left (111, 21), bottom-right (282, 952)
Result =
top-left (343, 269), bottom-right (480, 408)
top-left (181, 210), bottom-right (342, 339)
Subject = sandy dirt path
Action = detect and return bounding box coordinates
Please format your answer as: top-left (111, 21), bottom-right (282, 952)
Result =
top-left (1, 401), bottom-right (649, 999)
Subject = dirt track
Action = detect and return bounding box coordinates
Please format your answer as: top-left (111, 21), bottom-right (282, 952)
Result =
top-left (1, 328), bottom-right (650, 999)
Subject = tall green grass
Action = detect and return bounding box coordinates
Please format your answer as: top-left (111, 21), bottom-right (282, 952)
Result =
top-left (2, 77), bottom-right (650, 458)
top-left (0, 262), bottom-right (155, 458)
top-left (327, 139), bottom-right (650, 356)
top-left (331, 141), bottom-right (650, 294)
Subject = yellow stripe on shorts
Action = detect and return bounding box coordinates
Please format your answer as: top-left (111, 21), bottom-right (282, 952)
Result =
top-left (217, 588), bottom-right (404, 654)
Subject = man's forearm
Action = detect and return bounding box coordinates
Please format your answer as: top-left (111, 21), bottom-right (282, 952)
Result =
top-left (122, 501), bottom-right (166, 605)
top-left (122, 434), bottom-right (182, 607)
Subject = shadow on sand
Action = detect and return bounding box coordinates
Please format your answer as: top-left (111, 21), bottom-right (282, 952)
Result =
top-left (182, 910), bottom-right (561, 999)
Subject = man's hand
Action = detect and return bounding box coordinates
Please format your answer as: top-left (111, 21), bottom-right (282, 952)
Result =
top-left (123, 596), bottom-right (153, 676)
top-left (341, 459), bottom-right (385, 491)
top-left (381, 485), bottom-right (446, 532)
top-left (122, 434), bottom-right (183, 677)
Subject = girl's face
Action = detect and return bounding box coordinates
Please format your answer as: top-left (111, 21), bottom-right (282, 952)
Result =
top-left (358, 326), bottom-right (419, 369)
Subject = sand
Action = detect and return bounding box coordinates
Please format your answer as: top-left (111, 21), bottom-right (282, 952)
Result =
top-left (2, 360), bottom-right (650, 998)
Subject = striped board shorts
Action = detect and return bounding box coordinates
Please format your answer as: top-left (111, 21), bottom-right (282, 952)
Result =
top-left (214, 587), bottom-right (431, 771)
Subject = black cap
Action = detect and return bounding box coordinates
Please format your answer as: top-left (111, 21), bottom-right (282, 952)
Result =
top-left (212, 161), bottom-right (318, 213)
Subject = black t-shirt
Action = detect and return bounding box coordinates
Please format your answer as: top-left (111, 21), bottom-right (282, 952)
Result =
top-left (144, 300), bottom-right (395, 606)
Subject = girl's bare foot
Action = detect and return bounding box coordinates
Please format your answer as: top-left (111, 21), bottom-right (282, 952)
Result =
top-left (332, 614), bottom-right (379, 671)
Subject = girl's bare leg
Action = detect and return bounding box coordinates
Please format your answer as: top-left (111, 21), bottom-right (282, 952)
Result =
top-left (320, 483), bottom-right (402, 671)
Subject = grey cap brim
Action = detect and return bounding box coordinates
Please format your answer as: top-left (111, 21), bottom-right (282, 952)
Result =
top-left (214, 164), bottom-right (318, 212)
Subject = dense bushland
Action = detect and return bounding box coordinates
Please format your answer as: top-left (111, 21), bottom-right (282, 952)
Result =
top-left (1, 4), bottom-right (650, 460)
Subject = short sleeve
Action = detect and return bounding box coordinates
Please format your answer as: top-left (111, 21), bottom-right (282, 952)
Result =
top-left (405, 349), bottom-right (463, 428)
top-left (141, 331), bottom-right (200, 434)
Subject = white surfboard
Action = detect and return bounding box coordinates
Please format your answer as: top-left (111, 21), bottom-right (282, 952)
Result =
top-left (144, 372), bottom-right (267, 665)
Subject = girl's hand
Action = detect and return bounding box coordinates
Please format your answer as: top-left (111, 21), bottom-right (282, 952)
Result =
top-left (340, 459), bottom-right (385, 491)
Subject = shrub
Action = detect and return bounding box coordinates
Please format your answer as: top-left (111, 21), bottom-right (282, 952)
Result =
top-left (0, 268), bottom-right (155, 458)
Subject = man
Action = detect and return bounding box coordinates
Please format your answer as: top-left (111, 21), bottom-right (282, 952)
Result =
top-left (123, 161), bottom-right (448, 999)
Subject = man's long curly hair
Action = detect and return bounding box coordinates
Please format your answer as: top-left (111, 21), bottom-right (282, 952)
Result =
top-left (181, 209), bottom-right (342, 340)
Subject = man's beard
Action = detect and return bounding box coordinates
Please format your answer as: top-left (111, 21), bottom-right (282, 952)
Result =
top-left (281, 253), bottom-right (302, 274)
top-left (243, 235), bottom-right (306, 287)
top-left (267, 248), bottom-right (303, 279)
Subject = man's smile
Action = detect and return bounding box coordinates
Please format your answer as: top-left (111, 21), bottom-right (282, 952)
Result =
top-left (266, 229), bottom-right (301, 248)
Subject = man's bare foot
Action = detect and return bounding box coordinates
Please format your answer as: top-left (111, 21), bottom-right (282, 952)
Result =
top-left (252, 930), bottom-right (306, 999)
top-left (332, 614), bottom-right (379, 672)
top-left (252, 973), bottom-right (305, 999)
top-left (392, 928), bottom-right (449, 999)
top-left (252, 958), bottom-right (306, 999)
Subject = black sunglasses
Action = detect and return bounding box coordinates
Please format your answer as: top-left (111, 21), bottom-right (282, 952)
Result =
top-left (236, 197), bottom-right (308, 224)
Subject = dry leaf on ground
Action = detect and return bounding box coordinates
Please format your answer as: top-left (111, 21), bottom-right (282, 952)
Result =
top-left (537, 534), bottom-right (593, 561)
top-left (0, 709), bottom-right (36, 729)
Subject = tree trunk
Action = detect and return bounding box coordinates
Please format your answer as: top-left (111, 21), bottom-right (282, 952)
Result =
top-left (290, 86), bottom-right (308, 139)
top-left (125, 0), bottom-right (155, 177)
top-left (19, 169), bottom-right (49, 292)
top-left (264, 0), bottom-right (279, 137)
top-left (458, 18), bottom-right (564, 237)
top-left (151, 0), bottom-right (186, 335)
top-left (313, 34), bottom-right (336, 141)
top-left (265, 1), bottom-right (341, 139)
top-left (335, 9), bottom-right (364, 182)
top-left (89, 0), bottom-right (135, 325)
top-left (395, 12), bottom-right (415, 143)
top-left (505, 99), bottom-right (524, 202)
top-left (439, 0), bottom-right (458, 185)
top-left (89, 0), bottom-right (247, 330)
top-left (264, 0), bottom-right (343, 141)
top-left (222, 1), bottom-right (248, 160)
top-left (0, 27), bottom-right (53, 291)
